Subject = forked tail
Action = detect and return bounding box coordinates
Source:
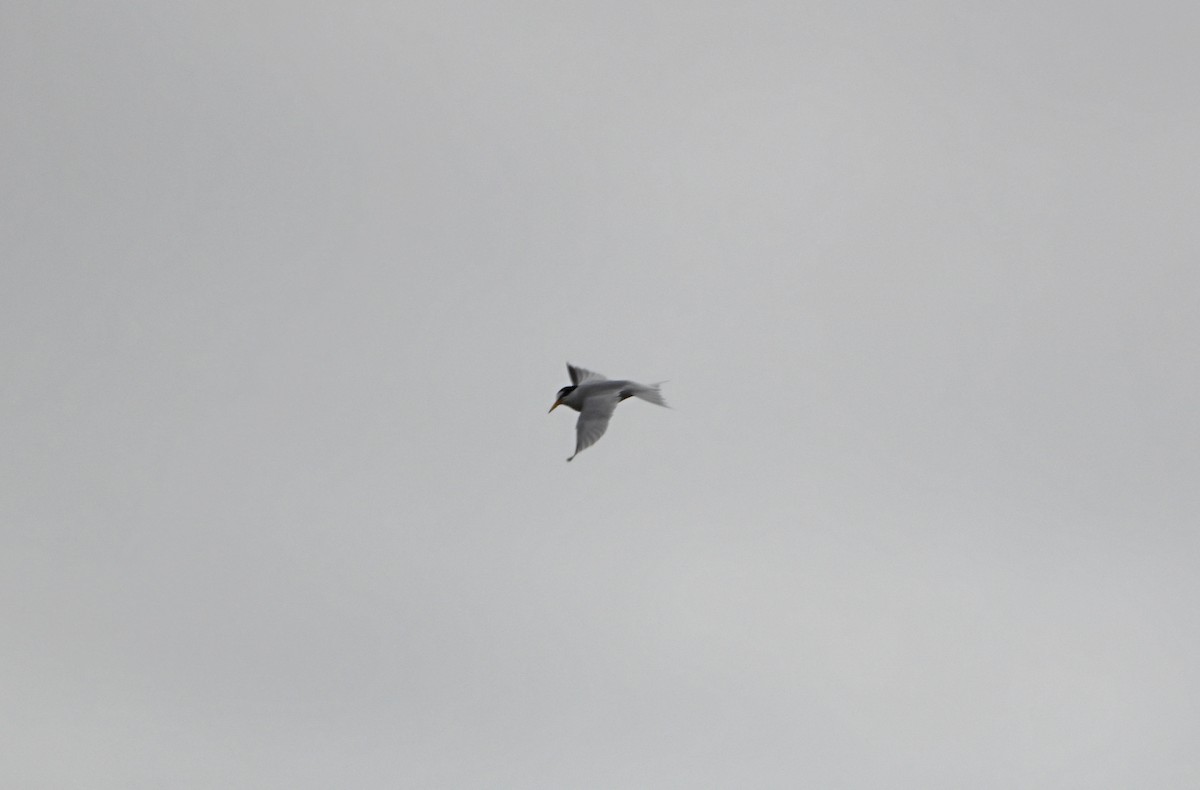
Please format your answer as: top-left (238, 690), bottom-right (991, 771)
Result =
top-left (629, 382), bottom-right (669, 408)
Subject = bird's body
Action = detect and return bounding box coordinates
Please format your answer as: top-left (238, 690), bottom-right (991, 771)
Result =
top-left (549, 363), bottom-right (668, 461)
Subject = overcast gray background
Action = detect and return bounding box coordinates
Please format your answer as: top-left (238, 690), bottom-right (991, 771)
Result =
top-left (3, 2), bottom-right (1199, 788)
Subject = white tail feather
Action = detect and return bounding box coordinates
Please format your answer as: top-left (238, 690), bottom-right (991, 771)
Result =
top-left (630, 382), bottom-right (668, 408)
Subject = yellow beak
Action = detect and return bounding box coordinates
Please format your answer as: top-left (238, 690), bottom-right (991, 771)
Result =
top-left (548, 400), bottom-right (562, 413)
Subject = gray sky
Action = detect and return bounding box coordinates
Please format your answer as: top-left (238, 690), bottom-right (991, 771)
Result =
top-left (3, 2), bottom-right (1199, 788)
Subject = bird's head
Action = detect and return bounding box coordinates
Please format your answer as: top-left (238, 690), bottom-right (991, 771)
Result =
top-left (548, 385), bottom-right (576, 413)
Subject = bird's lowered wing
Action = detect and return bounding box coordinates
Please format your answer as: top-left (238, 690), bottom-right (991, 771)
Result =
top-left (567, 363), bottom-right (606, 385)
top-left (568, 392), bottom-right (619, 461)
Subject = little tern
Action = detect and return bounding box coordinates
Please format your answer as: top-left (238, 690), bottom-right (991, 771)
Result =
top-left (548, 363), bottom-right (668, 461)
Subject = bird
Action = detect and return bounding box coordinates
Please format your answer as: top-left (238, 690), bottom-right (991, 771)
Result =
top-left (548, 363), bottom-right (668, 461)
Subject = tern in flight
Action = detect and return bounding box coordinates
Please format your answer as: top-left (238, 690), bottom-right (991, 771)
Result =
top-left (548, 363), bottom-right (668, 461)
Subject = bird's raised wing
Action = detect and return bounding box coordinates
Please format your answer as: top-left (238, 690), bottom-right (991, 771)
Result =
top-left (568, 363), bottom-right (606, 385)
top-left (568, 392), bottom-right (619, 461)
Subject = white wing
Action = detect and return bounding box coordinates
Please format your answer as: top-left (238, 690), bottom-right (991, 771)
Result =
top-left (568, 363), bottom-right (606, 385)
top-left (568, 392), bottom-right (620, 461)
